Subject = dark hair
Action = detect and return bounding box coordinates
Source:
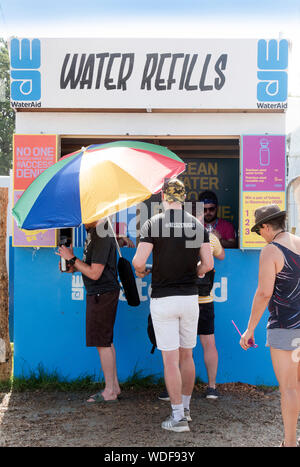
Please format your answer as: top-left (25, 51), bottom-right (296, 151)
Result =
top-left (199, 190), bottom-right (218, 206)
top-left (265, 214), bottom-right (286, 231)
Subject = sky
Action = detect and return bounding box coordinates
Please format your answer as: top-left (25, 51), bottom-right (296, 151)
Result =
top-left (1, 0), bottom-right (300, 38)
top-left (1, 0), bottom-right (300, 131)
top-left (1, 0), bottom-right (299, 35)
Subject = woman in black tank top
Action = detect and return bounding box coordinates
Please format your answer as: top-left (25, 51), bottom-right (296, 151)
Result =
top-left (240, 204), bottom-right (300, 447)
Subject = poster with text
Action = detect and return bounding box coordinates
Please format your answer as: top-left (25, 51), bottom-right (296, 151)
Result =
top-left (13, 134), bottom-right (57, 190)
top-left (241, 135), bottom-right (286, 249)
top-left (241, 192), bottom-right (285, 248)
top-left (13, 134), bottom-right (57, 247)
top-left (179, 158), bottom-right (239, 232)
top-left (242, 135), bottom-right (285, 191)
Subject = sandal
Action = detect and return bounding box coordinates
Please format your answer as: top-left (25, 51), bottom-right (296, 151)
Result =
top-left (86, 391), bottom-right (118, 403)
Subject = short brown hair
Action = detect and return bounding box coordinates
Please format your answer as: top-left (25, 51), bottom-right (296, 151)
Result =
top-left (264, 214), bottom-right (286, 231)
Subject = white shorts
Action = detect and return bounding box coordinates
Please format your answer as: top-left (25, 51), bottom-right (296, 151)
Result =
top-left (150, 295), bottom-right (199, 351)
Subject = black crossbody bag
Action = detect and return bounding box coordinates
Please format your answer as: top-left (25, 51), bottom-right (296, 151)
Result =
top-left (196, 269), bottom-right (215, 296)
top-left (108, 218), bottom-right (140, 307)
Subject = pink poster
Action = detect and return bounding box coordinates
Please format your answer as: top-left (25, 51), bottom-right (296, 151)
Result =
top-left (13, 134), bottom-right (57, 190)
top-left (242, 135), bottom-right (285, 191)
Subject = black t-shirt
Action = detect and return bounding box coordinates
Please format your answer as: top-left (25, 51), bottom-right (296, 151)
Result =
top-left (140, 209), bottom-right (209, 298)
top-left (82, 227), bottom-right (120, 295)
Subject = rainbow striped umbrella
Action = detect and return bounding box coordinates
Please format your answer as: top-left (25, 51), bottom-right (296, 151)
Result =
top-left (12, 140), bottom-right (186, 230)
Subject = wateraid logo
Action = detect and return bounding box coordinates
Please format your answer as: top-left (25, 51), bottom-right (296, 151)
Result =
top-left (10, 38), bottom-right (41, 101)
top-left (119, 277), bottom-right (228, 303)
top-left (257, 39), bottom-right (288, 102)
top-left (71, 274), bottom-right (85, 301)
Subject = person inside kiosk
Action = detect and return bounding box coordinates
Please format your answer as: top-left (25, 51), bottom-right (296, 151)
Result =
top-left (199, 190), bottom-right (237, 249)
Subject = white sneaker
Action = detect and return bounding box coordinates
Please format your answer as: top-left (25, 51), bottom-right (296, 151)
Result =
top-left (161, 415), bottom-right (190, 432)
top-left (184, 408), bottom-right (192, 422)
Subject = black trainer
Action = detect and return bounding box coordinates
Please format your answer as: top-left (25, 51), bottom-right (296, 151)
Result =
top-left (204, 387), bottom-right (219, 399)
top-left (158, 389), bottom-right (170, 401)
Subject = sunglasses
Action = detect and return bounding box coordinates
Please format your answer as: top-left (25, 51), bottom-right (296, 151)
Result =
top-left (254, 225), bottom-right (263, 236)
top-left (204, 207), bottom-right (217, 213)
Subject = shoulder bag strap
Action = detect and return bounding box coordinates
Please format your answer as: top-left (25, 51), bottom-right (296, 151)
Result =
top-left (107, 217), bottom-right (122, 258)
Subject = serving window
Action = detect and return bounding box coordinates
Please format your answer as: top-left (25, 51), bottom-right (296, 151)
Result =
top-left (59, 135), bottom-right (240, 248)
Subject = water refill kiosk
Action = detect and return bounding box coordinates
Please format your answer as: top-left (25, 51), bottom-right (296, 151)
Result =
top-left (9, 38), bottom-right (288, 385)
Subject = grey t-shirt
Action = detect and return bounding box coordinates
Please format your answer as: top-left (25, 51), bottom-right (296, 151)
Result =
top-left (82, 227), bottom-right (120, 295)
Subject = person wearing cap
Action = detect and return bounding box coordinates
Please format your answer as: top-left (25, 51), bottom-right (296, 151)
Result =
top-left (239, 204), bottom-right (300, 447)
top-left (157, 202), bottom-right (225, 402)
top-left (199, 190), bottom-right (237, 248)
top-left (133, 178), bottom-right (213, 432)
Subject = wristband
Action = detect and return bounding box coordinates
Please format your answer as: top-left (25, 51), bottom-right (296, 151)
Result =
top-left (68, 256), bottom-right (77, 266)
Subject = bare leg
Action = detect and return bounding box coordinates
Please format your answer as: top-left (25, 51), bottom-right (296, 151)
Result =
top-left (111, 343), bottom-right (121, 396)
top-left (199, 334), bottom-right (218, 388)
top-left (87, 345), bottom-right (118, 401)
top-left (179, 347), bottom-right (195, 396)
top-left (162, 349), bottom-right (182, 405)
top-left (270, 347), bottom-right (299, 447)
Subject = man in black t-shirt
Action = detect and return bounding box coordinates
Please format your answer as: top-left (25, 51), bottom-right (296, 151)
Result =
top-left (58, 220), bottom-right (132, 403)
top-left (133, 179), bottom-right (213, 432)
top-left (81, 226), bottom-right (120, 295)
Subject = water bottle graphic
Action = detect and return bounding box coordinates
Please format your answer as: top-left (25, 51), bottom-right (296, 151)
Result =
top-left (259, 138), bottom-right (270, 166)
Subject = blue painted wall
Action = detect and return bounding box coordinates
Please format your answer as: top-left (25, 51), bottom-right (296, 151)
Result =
top-left (8, 237), bottom-right (14, 342)
top-left (12, 246), bottom-right (277, 386)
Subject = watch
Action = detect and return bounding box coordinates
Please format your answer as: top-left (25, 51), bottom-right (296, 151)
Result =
top-left (68, 256), bottom-right (77, 266)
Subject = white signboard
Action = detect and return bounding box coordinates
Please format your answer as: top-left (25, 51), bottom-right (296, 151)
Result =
top-left (9, 38), bottom-right (288, 110)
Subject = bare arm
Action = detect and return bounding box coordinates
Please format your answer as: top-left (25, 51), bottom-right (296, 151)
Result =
top-left (213, 227), bottom-right (237, 249)
top-left (57, 245), bottom-right (104, 281)
top-left (240, 245), bottom-right (277, 350)
top-left (212, 234), bottom-right (225, 260)
top-left (215, 248), bottom-right (225, 260)
top-left (71, 259), bottom-right (104, 281)
top-left (118, 236), bottom-right (135, 248)
top-left (132, 242), bottom-right (153, 278)
top-left (197, 242), bottom-right (214, 276)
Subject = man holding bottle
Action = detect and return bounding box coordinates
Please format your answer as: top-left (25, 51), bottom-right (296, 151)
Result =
top-left (57, 221), bottom-right (133, 403)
